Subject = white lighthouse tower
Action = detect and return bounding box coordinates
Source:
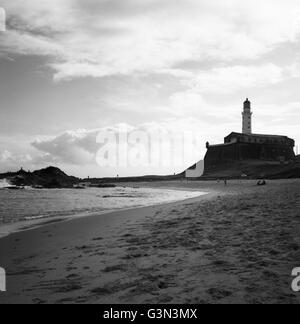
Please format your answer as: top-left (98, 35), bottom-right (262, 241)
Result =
top-left (242, 98), bottom-right (252, 134)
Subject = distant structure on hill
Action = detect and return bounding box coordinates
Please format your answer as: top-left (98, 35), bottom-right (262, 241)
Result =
top-left (185, 160), bottom-right (204, 178)
top-left (185, 99), bottom-right (296, 179)
top-left (203, 99), bottom-right (295, 177)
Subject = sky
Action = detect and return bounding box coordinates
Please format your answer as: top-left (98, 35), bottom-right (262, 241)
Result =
top-left (0, 0), bottom-right (300, 178)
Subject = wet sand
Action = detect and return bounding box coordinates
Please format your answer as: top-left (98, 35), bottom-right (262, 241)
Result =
top-left (0, 179), bottom-right (299, 304)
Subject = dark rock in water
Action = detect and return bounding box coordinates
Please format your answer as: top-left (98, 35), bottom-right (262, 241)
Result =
top-left (93, 184), bottom-right (116, 188)
top-left (7, 186), bottom-right (25, 190)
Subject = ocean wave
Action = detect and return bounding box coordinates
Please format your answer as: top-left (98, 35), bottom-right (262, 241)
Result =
top-left (0, 187), bottom-right (206, 228)
top-left (0, 178), bottom-right (12, 188)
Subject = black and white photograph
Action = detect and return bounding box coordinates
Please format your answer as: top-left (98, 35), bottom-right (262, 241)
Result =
top-left (0, 0), bottom-right (300, 307)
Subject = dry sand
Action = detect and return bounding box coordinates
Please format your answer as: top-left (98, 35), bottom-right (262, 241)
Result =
top-left (0, 179), bottom-right (299, 304)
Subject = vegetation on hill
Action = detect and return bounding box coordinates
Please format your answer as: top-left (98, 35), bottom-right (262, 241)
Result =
top-left (0, 166), bottom-right (79, 188)
top-left (202, 156), bottom-right (300, 180)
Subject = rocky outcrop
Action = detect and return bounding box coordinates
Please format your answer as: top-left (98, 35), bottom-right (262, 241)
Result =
top-left (0, 167), bottom-right (79, 188)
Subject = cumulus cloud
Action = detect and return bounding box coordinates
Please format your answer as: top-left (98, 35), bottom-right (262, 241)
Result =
top-left (31, 130), bottom-right (98, 165)
top-left (0, 149), bottom-right (34, 171)
top-left (30, 119), bottom-right (220, 171)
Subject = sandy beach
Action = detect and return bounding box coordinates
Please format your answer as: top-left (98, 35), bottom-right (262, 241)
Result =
top-left (0, 179), bottom-right (299, 304)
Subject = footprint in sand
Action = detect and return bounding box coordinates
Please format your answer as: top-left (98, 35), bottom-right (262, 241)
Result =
top-left (92, 237), bottom-right (103, 241)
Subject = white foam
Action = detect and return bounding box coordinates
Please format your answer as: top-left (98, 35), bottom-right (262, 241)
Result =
top-left (0, 187), bottom-right (208, 238)
top-left (0, 179), bottom-right (12, 188)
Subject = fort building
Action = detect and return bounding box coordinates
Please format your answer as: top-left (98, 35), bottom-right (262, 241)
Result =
top-left (203, 99), bottom-right (295, 176)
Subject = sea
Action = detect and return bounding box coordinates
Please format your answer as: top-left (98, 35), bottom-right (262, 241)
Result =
top-left (0, 181), bottom-right (206, 237)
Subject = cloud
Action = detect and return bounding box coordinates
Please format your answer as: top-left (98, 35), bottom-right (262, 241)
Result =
top-left (0, 29), bottom-right (63, 57)
top-left (255, 101), bottom-right (300, 127)
top-left (183, 64), bottom-right (285, 94)
top-left (1, 0), bottom-right (300, 177)
top-left (168, 91), bottom-right (240, 126)
top-left (0, 149), bottom-right (34, 171)
top-left (30, 119), bottom-right (217, 169)
top-left (169, 92), bottom-right (206, 116)
top-left (31, 129), bottom-right (98, 165)
top-left (0, 150), bottom-right (13, 162)
top-left (2, 0), bottom-right (300, 80)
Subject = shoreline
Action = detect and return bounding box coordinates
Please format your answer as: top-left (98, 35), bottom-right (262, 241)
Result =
top-left (1, 179), bottom-right (299, 304)
top-left (0, 186), bottom-right (210, 240)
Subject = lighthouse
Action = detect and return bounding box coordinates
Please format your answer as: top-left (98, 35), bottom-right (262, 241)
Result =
top-left (242, 98), bottom-right (252, 134)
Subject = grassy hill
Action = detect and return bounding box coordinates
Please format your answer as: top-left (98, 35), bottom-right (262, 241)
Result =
top-left (202, 156), bottom-right (300, 180)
